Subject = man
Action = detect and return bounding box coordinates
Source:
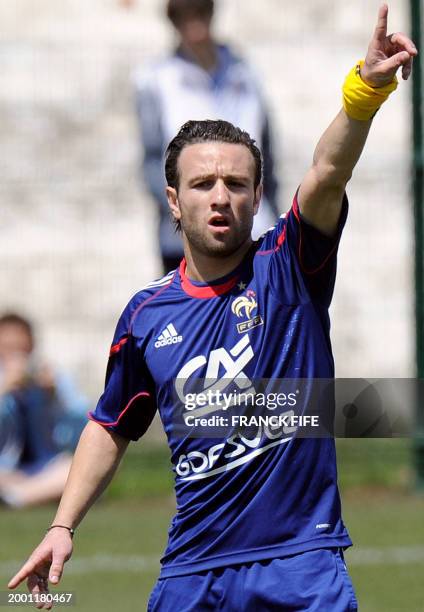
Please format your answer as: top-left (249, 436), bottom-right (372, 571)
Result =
top-left (8, 5), bottom-right (416, 610)
top-left (0, 313), bottom-right (86, 508)
top-left (135, 0), bottom-right (279, 272)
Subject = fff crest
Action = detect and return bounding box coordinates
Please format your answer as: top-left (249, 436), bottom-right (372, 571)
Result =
top-left (231, 290), bottom-right (264, 334)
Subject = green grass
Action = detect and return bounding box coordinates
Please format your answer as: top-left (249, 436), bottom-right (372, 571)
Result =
top-left (105, 443), bottom-right (174, 500)
top-left (1, 441), bottom-right (423, 611)
top-left (336, 438), bottom-right (413, 490)
top-left (342, 491), bottom-right (424, 612)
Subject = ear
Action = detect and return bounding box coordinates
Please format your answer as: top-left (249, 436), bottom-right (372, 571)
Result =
top-left (166, 186), bottom-right (181, 221)
top-left (253, 184), bottom-right (263, 216)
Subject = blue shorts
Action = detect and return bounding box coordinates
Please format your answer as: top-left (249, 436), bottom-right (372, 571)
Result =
top-left (148, 548), bottom-right (358, 611)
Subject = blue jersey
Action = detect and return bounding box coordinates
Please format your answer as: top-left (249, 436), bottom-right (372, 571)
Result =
top-left (90, 191), bottom-right (352, 578)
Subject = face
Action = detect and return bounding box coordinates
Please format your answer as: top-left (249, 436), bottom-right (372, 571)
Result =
top-left (0, 323), bottom-right (33, 364)
top-left (167, 142), bottom-right (261, 258)
top-left (176, 16), bottom-right (212, 47)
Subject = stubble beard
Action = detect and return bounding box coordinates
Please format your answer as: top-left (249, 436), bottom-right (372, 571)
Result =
top-left (180, 213), bottom-right (253, 258)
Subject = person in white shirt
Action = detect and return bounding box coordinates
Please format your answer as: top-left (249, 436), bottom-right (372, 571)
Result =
top-left (134, 0), bottom-right (280, 272)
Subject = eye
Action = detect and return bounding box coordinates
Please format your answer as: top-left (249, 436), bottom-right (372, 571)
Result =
top-left (193, 180), bottom-right (214, 190)
top-left (227, 180), bottom-right (246, 189)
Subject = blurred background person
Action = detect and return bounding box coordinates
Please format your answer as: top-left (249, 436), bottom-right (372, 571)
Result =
top-left (134, 0), bottom-right (280, 273)
top-left (0, 313), bottom-right (87, 508)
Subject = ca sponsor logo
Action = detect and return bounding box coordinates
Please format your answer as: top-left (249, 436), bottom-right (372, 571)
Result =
top-left (175, 334), bottom-right (255, 418)
top-left (154, 323), bottom-right (183, 348)
top-left (231, 289), bottom-right (263, 334)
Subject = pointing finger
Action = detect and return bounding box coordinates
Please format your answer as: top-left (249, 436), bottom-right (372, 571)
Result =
top-left (8, 559), bottom-right (38, 589)
top-left (373, 3), bottom-right (389, 43)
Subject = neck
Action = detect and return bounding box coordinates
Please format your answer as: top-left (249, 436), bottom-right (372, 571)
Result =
top-left (183, 239), bottom-right (253, 283)
top-left (180, 41), bottom-right (217, 72)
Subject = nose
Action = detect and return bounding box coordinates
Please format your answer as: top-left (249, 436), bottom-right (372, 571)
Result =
top-left (180, 19), bottom-right (211, 46)
top-left (211, 179), bottom-right (230, 209)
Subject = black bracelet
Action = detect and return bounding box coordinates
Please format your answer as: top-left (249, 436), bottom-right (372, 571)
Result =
top-left (46, 525), bottom-right (75, 538)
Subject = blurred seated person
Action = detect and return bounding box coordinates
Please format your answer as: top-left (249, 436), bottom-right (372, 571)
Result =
top-left (0, 313), bottom-right (87, 508)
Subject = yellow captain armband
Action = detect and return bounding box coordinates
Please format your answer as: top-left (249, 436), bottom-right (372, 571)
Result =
top-left (342, 60), bottom-right (398, 121)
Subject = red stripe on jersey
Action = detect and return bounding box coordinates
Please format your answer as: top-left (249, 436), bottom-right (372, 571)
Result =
top-left (292, 192), bottom-right (301, 221)
top-left (256, 223), bottom-right (287, 255)
top-left (276, 224), bottom-right (287, 247)
top-left (87, 391), bottom-right (151, 428)
top-left (110, 336), bottom-right (128, 355)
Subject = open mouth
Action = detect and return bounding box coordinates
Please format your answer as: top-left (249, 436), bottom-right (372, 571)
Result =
top-left (209, 216), bottom-right (230, 228)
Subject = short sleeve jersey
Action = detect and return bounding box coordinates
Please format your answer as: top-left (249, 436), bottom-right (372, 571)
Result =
top-left (90, 191), bottom-right (352, 578)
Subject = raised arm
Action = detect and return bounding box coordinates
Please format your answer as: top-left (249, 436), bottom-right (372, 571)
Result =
top-left (299, 3), bottom-right (417, 236)
top-left (8, 422), bottom-right (129, 603)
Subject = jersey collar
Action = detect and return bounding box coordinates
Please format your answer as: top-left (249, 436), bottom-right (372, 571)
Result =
top-left (179, 258), bottom-right (240, 299)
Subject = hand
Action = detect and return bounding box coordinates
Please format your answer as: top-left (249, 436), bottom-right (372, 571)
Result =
top-left (7, 530), bottom-right (73, 610)
top-left (361, 3), bottom-right (418, 87)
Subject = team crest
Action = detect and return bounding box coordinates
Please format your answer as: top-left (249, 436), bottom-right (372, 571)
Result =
top-left (231, 290), bottom-right (264, 334)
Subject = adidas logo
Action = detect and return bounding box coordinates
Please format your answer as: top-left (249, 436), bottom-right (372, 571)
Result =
top-left (154, 323), bottom-right (183, 349)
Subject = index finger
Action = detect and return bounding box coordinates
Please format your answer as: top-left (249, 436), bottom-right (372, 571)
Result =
top-left (373, 3), bottom-right (389, 42)
top-left (8, 559), bottom-right (39, 589)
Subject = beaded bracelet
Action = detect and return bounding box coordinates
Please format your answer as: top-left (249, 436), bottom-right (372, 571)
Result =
top-left (46, 525), bottom-right (75, 538)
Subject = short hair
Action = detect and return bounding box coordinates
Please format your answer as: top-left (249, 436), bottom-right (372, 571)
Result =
top-left (165, 120), bottom-right (263, 232)
top-left (166, 119), bottom-right (262, 191)
top-left (166, 0), bottom-right (214, 27)
top-left (0, 312), bottom-right (34, 346)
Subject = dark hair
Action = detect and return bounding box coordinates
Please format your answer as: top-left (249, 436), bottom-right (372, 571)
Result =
top-left (0, 312), bottom-right (34, 345)
top-left (165, 120), bottom-right (263, 232)
top-left (166, 119), bottom-right (262, 188)
top-left (166, 0), bottom-right (214, 27)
